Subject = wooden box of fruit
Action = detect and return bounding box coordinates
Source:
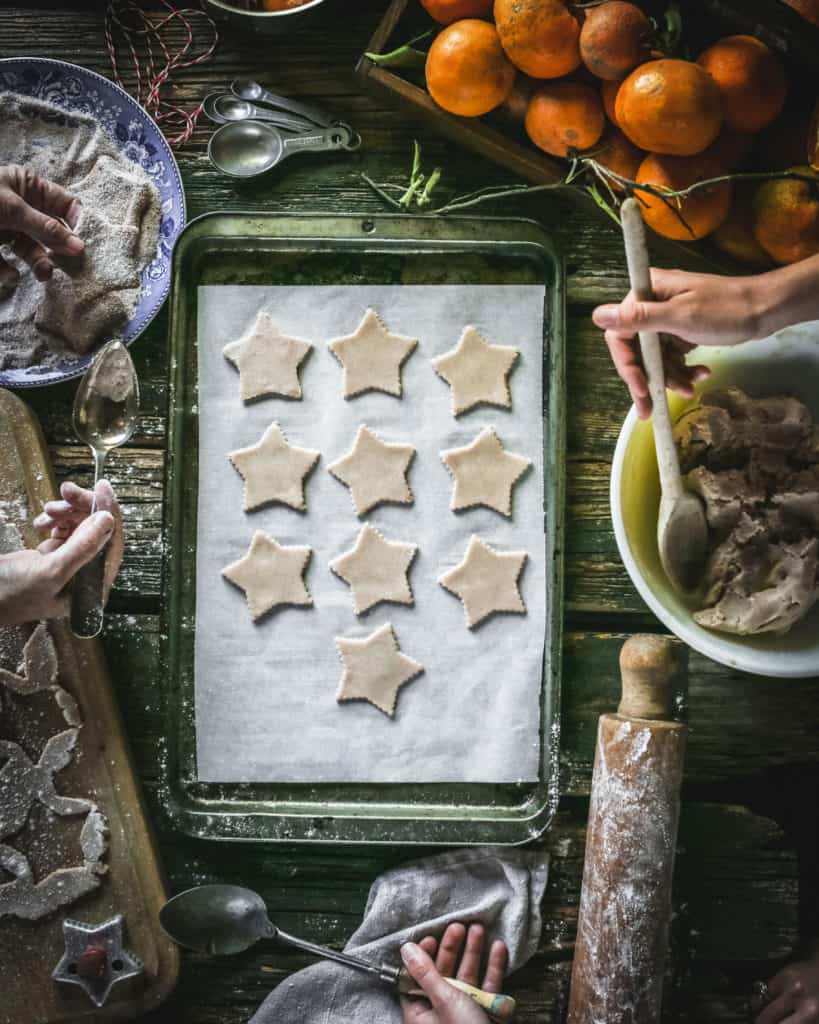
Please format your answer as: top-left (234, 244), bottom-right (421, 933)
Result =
top-left (357, 0), bottom-right (819, 271)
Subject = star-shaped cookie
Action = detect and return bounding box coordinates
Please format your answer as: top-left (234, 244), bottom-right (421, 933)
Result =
top-left (328, 308), bottom-right (418, 398)
top-left (223, 311), bottom-right (312, 402)
top-left (431, 326), bottom-right (520, 416)
top-left (328, 425), bottom-right (416, 516)
top-left (441, 427), bottom-right (531, 517)
top-left (228, 422), bottom-right (320, 512)
top-left (439, 535), bottom-right (528, 628)
top-left (330, 524), bottom-right (417, 614)
top-left (335, 623), bottom-right (424, 717)
top-left (222, 532), bottom-right (313, 621)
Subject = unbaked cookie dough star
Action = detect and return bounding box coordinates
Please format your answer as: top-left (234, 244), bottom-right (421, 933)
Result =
top-left (328, 425), bottom-right (416, 516)
top-left (222, 531), bottom-right (313, 621)
top-left (223, 311), bottom-right (312, 402)
top-left (330, 524), bottom-right (417, 614)
top-left (228, 422), bottom-right (320, 512)
top-left (328, 308), bottom-right (418, 398)
top-left (441, 427), bottom-right (531, 517)
top-left (431, 326), bottom-right (520, 416)
top-left (335, 623), bottom-right (424, 717)
top-left (439, 535), bottom-right (528, 628)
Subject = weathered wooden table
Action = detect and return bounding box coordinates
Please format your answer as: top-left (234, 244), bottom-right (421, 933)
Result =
top-left (4, 4), bottom-right (819, 1020)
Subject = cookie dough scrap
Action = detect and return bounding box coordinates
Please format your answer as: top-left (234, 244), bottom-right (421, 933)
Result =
top-left (328, 425), bottom-right (416, 516)
top-left (228, 422), bottom-right (320, 512)
top-left (223, 311), bottom-right (313, 402)
top-left (431, 326), bottom-right (520, 416)
top-left (330, 523), bottom-right (417, 614)
top-left (439, 535), bottom-right (528, 628)
top-left (328, 308), bottom-right (418, 398)
top-left (441, 427), bottom-right (531, 517)
top-left (0, 622), bottom-right (57, 695)
top-left (222, 531), bottom-right (313, 621)
top-left (335, 623), bottom-right (424, 717)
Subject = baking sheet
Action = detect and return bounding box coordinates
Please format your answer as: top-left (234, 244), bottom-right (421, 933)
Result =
top-left (194, 284), bottom-right (546, 784)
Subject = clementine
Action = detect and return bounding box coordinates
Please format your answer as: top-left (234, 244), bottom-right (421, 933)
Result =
top-left (635, 151), bottom-right (732, 240)
top-left (753, 166), bottom-right (819, 264)
top-left (781, 0), bottom-right (819, 26)
top-left (494, 0), bottom-right (581, 78)
top-left (712, 184), bottom-right (772, 268)
top-left (420, 0), bottom-right (493, 24)
top-left (616, 58), bottom-right (723, 156)
top-left (593, 124), bottom-right (644, 186)
top-left (426, 20), bottom-right (516, 117)
top-left (497, 75), bottom-right (538, 126)
top-left (579, 1), bottom-right (652, 80)
top-left (601, 78), bottom-right (621, 124)
top-left (525, 80), bottom-right (604, 157)
top-left (697, 35), bottom-right (787, 134)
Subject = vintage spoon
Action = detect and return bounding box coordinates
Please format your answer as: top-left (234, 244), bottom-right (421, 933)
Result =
top-left (231, 77), bottom-right (335, 128)
top-left (70, 340), bottom-right (139, 638)
top-left (208, 120), bottom-right (359, 178)
top-left (202, 92), bottom-right (315, 134)
top-left (620, 198), bottom-right (709, 593)
top-left (159, 885), bottom-right (515, 1023)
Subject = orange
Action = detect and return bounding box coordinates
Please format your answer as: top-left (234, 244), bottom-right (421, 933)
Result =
top-left (593, 124), bottom-right (644, 186)
top-left (781, 0), bottom-right (819, 25)
top-left (601, 78), bottom-right (621, 124)
top-left (420, 0), bottom-right (493, 24)
top-left (494, 0), bottom-right (581, 79)
top-left (635, 151), bottom-right (732, 240)
top-left (497, 75), bottom-right (538, 126)
top-left (616, 58), bottom-right (723, 156)
top-left (753, 166), bottom-right (819, 264)
top-left (711, 183), bottom-right (772, 268)
top-left (426, 20), bottom-right (516, 117)
top-left (697, 35), bottom-right (787, 134)
top-left (525, 80), bottom-right (604, 157)
top-left (579, 1), bottom-right (652, 80)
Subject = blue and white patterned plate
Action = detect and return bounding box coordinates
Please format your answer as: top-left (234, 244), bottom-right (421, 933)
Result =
top-left (0, 57), bottom-right (186, 388)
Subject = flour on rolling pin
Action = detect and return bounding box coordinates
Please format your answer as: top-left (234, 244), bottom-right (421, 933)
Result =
top-left (568, 635), bottom-right (686, 1024)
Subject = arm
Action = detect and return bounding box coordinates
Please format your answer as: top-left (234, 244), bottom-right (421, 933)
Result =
top-left (593, 255), bottom-right (819, 418)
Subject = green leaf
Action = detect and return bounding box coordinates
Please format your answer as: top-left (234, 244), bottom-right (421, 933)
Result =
top-left (365, 29), bottom-right (433, 69)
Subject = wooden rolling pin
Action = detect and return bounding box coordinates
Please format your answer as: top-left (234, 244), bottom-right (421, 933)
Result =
top-left (567, 634), bottom-right (687, 1024)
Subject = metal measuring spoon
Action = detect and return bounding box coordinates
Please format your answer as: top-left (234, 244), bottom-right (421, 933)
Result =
top-left (159, 885), bottom-right (516, 1023)
top-left (208, 120), bottom-right (359, 178)
top-left (203, 92), bottom-right (316, 134)
top-left (231, 77), bottom-right (335, 128)
top-left (70, 340), bottom-right (139, 638)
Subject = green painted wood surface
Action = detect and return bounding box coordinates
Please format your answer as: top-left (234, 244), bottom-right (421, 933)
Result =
top-left (3, 4), bottom-right (818, 1021)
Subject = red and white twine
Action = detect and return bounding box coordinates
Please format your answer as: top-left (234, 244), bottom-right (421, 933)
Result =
top-left (104, 0), bottom-right (219, 147)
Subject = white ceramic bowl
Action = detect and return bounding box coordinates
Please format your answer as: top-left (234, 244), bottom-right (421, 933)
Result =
top-left (611, 321), bottom-right (819, 678)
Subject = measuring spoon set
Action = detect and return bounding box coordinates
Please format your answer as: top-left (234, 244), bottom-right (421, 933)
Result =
top-left (205, 78), bottom-right (360, 178)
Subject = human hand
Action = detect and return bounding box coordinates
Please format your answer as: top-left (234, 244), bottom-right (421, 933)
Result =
top-left (0, 481), bottom-right (123, 625)
top-left (592, 267), bottom-right (765, 418)
top-left (400, 922), bottom-right (509, 1024)
top-left (0, 164), bottom-right (84, 293)
top-left (754, 959), bottom-right (819, 1023)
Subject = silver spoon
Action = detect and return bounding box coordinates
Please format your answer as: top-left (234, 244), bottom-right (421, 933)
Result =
top-left (159, 884), bottom-right (515, 1023)
top-left (70, 341), bottom-right (139, 638)
top-left (203, 92), bottom-right (316, 134)
top-left (208, 120), bottom-right (359, 179)
top-left (231, 77), bottom-right (335, 129)
top-left (620, 198), bottom-right (709, 593)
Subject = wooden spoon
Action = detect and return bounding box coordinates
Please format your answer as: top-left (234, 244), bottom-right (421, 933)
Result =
top-left (620, 198), bottom-right (709, 593)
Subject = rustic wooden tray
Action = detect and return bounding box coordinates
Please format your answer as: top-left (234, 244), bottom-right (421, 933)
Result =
top-left (0, 389), bottom-right (178, 1023)
top-left (357, 0), bottom-right (819, 274)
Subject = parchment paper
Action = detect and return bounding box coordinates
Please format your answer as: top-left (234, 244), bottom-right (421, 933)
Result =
top-left (195, 285), bottom-right (547, 783)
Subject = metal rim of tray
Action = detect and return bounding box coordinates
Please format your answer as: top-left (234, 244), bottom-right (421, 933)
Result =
top-left (160, 212), bottom-right (566, 845)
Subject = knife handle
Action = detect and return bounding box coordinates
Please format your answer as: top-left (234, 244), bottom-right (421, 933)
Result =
top-left (398, 968), bottom-right (516, 1022)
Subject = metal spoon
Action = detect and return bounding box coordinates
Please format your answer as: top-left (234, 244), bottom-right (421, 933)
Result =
top-left (70, 341), bottom-right (139, 638)
top-left (620, 198), bottom-right (709, 593)
top-left (208, 120), bottom-right (359, 179)
top-left (202, 92), bottom-right (316, 134)
top-left (159, 884), bottom-right (515, 1023)
top-left (231, 77), bottom-right (335, 128)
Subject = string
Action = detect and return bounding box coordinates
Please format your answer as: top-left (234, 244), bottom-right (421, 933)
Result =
top-left (104, 0), bottom-right (219, 147)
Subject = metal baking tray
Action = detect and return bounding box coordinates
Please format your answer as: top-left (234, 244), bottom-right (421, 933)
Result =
top-left (160, 212), bottom-right (565, 845)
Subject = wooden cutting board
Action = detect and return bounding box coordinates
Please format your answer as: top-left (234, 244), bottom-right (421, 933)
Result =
top-left (0, 388), bottom-right (178, 1023)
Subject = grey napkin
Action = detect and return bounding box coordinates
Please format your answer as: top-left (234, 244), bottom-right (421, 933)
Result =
top-left (250, 846), bottom-right (550, 1024)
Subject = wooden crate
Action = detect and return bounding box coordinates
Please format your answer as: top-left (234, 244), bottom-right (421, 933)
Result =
top-left (356, 0), bottom-right (819, 273)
